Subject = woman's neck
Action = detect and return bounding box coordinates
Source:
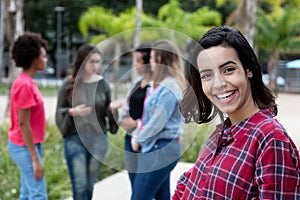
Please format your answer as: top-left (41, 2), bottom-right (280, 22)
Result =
top-left (143, 73), bottom-right (152, 82)
top-left (141, 73), bottom-right (152, 88)
top-left (23, 67), bottom-right (35, 78)
top-left (228, 104), bottom-right (259, 126)
top-left (82, 74), bottom-right (102, 83)
top-left (153, 75), bottom-right (169, 88)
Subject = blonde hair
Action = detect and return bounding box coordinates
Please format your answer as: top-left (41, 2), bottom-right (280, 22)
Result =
top-left (152, 40), bottom-right (185, 90)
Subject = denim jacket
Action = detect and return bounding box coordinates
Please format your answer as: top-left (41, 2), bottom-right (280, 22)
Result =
top-left (132, 77), bottom-right (183, 153)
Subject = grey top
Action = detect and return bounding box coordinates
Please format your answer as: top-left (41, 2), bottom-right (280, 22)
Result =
top-left (55, 78), bottom-right (118, 138)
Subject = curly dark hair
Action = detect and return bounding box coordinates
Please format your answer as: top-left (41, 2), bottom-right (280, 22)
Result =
top-left (12, 32), bottom-right (48, 70)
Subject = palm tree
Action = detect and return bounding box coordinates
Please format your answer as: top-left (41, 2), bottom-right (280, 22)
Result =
top-left (217, 0), bottom-right (257, 46)
top-left (158, 0), bottom-right (222, 41)
top-left (152, 0), bottom-right (222, 62)
top-left (255, 6), bottom-right (300, 92)
top-left (78, 0), bottom-right (222, 83)
top-left (78, 6), bottom-right (160, 83)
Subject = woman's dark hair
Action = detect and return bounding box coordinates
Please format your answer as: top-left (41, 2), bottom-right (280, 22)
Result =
top-left (66, 44), bottom-right (101, 102)
top-left (12, 32), bottom-right (48, 70)
top-left (181, 26), bottom-right (277, 124)
top-left (135, 42), bottom-right (152, 74)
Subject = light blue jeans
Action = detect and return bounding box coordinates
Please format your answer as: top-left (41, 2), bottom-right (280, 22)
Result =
top-left (64, 132), bottom-right (108, 200)
top-left (8, 141), bottom-right (48, 200)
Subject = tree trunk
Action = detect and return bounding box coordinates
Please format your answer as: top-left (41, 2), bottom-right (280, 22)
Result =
top-left (225, 0), bottom-right (244, 27)
top-left (225, 0), bottom-right (257, 47)
top-left (4, 0), bottom-right (24, 118)
top-left (131, 0), bottom-right (142, 83)
top-left (267, 50), bottom-right (279, 94)
top-left (110, 41), bottom-right (121, 85)
top-left (244, 0), bottom-right (257, 47)
top-left (0, 0), bottom-right (5, 83)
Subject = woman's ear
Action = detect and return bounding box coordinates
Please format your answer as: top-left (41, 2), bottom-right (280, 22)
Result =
top-left (156, 56), bottom-right (161, 64)
top-left (246, 69), bottom-right (253, 78)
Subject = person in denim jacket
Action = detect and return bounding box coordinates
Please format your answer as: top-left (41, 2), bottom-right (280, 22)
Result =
top-left (117, 43), bottom-right (152, 189)
top-left (129, 40), bottom-right (185, 200)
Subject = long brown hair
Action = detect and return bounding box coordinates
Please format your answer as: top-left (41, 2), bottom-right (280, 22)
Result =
top-left (66, 44), bottom-right (101, 102)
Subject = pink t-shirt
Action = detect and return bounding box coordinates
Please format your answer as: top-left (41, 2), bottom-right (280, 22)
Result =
top-left (8, 72), bottom-right (46, 146)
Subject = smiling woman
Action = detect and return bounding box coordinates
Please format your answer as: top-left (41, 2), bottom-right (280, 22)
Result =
top-left (197, 46), bottom-right (257, 125)
top-left (173, 26), bottom-right (300, 200)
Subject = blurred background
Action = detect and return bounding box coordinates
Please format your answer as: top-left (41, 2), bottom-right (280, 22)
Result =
top-left (1, 1), bottom-right (300, 199)
top-left (1, 0), bottom-right (300, 92)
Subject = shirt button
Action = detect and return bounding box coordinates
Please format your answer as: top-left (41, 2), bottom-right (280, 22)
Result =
top-left (222, 142), bottom-right (226, 146)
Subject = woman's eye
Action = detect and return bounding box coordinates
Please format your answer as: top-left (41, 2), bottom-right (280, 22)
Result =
top-left (89, 60), bottom-right (101, 64)
top-left (200, 73), bottom-right (212, 80)
top-left (224, 67), bottom-right (235, 74)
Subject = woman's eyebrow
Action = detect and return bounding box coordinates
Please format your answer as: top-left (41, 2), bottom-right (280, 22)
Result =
top-left (198, 60), bottom-right (237, 74)
top-left (219, 60), bottom-right (236, 68)
top-left (199, 69), bottom-right (212, 74)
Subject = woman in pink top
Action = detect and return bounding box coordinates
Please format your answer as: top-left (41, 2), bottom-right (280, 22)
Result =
top-left (8, 32), bottom-right (48, 199)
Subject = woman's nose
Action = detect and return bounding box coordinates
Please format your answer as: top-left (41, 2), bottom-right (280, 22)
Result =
top-left (213, 73), bottom-right (227, 89)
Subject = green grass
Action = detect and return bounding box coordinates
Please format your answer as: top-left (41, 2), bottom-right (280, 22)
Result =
top-left (0, 83), bottom-right (9, 95)
top-left (38, 86), bottom-right (59, 96)
top-left (0, 121), bottom-right (212, 200)
top-left (181, 122), bottom-right (215, 162)
top-left (0, 83), bottom-right (59, 96)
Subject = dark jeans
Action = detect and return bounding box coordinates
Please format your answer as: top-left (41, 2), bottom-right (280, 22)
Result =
top-left (64, 133), bottom-right (107, 200)
top-left (130, 138), bottom-right (181, 200)
top-left (124, 134), bottom-right (138, 188)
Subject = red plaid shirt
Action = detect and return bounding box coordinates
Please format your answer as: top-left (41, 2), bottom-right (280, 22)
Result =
top-left (173, 108), bottom-right (300, 200)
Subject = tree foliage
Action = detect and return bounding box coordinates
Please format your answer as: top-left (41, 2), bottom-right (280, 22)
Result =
top-left (255, 7), bottom-right (300, 53)
top-left (255, 6), bottom-right (300, 90)
top-left (78, 0), bottom-right (222, 44)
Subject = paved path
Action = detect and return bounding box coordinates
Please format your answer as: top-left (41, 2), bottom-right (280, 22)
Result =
top-left (0, 95), bottom-right (57, 124)
top-left (65, 162), bottom-right (194, 200)
top-left (276, 93), bottom-right (300, 147)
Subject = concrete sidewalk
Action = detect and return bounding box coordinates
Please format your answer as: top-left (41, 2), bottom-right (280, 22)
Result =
top-left (66, 162), bottom-right (193, 200)
top-left (276, 93), bottom-right (300, 147)
top-left (0, 95), bottom-right (57, 123)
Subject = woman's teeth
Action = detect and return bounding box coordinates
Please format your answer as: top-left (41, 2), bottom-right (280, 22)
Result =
top-left (217, 91), bottom-right (235, 100)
